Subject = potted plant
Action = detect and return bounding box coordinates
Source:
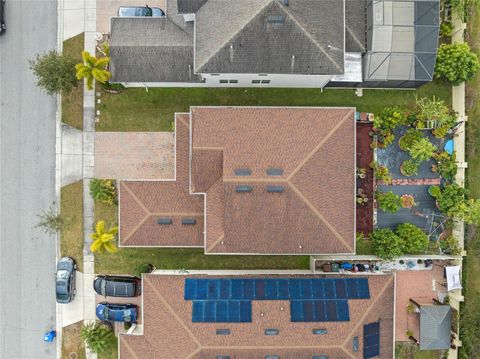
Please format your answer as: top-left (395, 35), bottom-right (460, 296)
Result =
top-left (428, 185), bottom-right (441, 198)
top-left (409, 137), bottom-right (437, 162)
top-left (400, 194), bottom-right (416, 208)
top-left (376, 191), bottom-right (401, 213)
top-left (398, 128), bottom-right (424, 151)
top-left (400, 159), bottom-right (419, 177)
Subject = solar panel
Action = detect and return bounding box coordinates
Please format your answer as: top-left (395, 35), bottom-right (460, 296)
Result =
top-left (290, 301), bottom-right (303, 322)
top-left (314, 301), bottom-right (327, 321)
top-left (266, 168), bottom-right (284, 176)
top-left (192, 301), bottom-right (204, 322)
top-left (335, 279), bottom-right (347, 299)
top-left (357, 278), bottom-right (371, 299)
top-left (363, 322), bottom-right (380, 358)
top-left (325, 301), bottom-right (338, 321)
top-left (239, 301), bottom-right (252, 322)
top-left (289, 279), bottom-right (302, 299)
top-left (302, 301), bottom-right (315, 322)
top-left (300, 279), bottom-right (313, 299)
top-left (346, 278), bottom-right (359, 299)
top-left (204, 301), bottom-right (216, 322)
top-left (323, 279), bottom-right (336, 299)
top-left (196, 279), bottom-right (208, 299)
top-left (243, 279), bottom-right (254, 299)
top-left (219, 279), bottom-right (231, 299)
top-left (278, 279), bottom-right (289, 299)
top-left (228, 300), bottom-right (240, 321)
top-left (234, 168), bottom-right (252, 176)
top-left (192, 301), bottom-right (252, 322)
top-left (181, 217), bottom-right (196, 225)
top-left (266, 279), bottom-right (278, 299)
top-left (231, 279), bottom-right (243, 299)
top-left (255, 279), bottom-right (266, 300)
top-left (336, 300), bottom-right (350, 321)
top-left (216, 301), bottom-right (229, 322)
top-left (184, 278), bottom-right (196, 299)
top-left (235, 185), bottom-right (253, 193)
top-left (312, 279), bottom-right (325, 299)
top-left (207, 280), bottom-right (220, 299)
top-left (157, 217), bottom-right (172, 225)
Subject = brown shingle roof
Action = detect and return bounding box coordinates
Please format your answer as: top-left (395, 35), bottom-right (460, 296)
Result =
top-left (119, 115), bottom-right (204, 247)
top-left (119, 273), bottom-right (395, 359)
top-left (190, 107), bottom-right (356, 254)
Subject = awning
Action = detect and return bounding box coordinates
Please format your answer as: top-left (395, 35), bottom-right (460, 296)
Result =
top-left (419, 305), bottom-right (451, 350)
top-left (445, 265), bottom-right (462, 291)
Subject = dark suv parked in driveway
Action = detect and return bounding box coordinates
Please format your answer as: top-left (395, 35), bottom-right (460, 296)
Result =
top-left (0, 0), bottom-right (6, 35)
top-left (94, 275), bottom-right (141, 297)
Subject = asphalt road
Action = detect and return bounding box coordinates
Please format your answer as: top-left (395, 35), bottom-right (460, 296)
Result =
top-left (0, 0), bottom-right (58, 358)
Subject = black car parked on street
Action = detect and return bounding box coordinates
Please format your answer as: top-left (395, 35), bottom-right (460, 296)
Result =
top-left (0, 0), bottom-right (6, 35)
top-left (94, 275), bottom-right (141, 297)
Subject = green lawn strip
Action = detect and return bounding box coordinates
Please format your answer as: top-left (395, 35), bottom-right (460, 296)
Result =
top-left (461, 6), bottom-right (480, 357)
top-left (62, 33), bottom-right (84, 130)
top-left (96, 80), bottom-right (451, 132)
top-left (356, 236), bottom-right (375, 255)
top-left (60, 181), bottom-right (84, 272)
top-left (93, 202), bottom-right (309, 274)
top-left (395, 342), bottom-right (444, 359)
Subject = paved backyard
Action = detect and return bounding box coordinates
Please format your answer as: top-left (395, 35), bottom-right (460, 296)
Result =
top-left (94, 132), bottom-right (174, 180)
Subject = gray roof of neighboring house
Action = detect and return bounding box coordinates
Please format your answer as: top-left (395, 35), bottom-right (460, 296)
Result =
top-left (345, 0), bottom-right (366, 52)
top-left (194, 0), bottom-right (345, 75)
top-left (109, 17), bottom-right (196, 83)
top-left (176, 0), bottom-right (208, 14)
top-left (419, 305), bottom-right (452, 350)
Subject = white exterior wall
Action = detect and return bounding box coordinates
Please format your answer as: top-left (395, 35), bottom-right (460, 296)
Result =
top-left (122, 73), bottom-right (334, 88)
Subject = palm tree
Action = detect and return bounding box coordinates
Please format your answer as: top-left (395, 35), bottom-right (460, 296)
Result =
top-left (80, 322), bottom-right (115, 354)
top-left (75, 51), bottom-right (110, 90)
top-left (90, 220), bottom-right (118, 254)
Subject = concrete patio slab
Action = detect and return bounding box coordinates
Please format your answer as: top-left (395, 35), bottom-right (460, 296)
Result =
top-left (94, 132), bottom-right (174, 180)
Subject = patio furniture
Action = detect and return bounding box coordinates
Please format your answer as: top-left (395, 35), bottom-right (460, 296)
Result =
top-left (406, 260), bottom-right (416, 269)
top-left (322, 263), bottom-right (332, 272)
top-left (331, 263), bottom-right (340, 272)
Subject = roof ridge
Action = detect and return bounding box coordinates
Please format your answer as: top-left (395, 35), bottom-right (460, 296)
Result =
top-left (195, 0), bottom-right (273, 72)
top-left (277, 2), bottom-right (343, 73)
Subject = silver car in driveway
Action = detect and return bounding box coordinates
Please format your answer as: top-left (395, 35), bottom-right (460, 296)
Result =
top-left (55, 257), bottom-right (76, 304)
top-left (118, 5), bottom-right (165, 17)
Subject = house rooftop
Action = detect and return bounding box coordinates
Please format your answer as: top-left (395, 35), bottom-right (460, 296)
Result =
top-left (119, 107), bottom-right (356, 255)
top-left (119, 273), bottom-right (395, 359)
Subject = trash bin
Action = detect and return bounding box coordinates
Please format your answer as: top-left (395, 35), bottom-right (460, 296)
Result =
top-left (44, 330), bottom-right (56, 343)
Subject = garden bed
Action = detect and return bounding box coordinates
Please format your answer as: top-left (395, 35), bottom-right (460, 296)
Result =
top-left (356, 122), bottom-right (374, 235)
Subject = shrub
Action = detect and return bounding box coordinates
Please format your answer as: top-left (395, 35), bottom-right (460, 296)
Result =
top-left (29, 50), bottom-right (78, 95)
top-left (436, 183), bottom-right (467, 217)
top-left (415, 96), bottom-right (451, 128)
top-left (435, 43), bottom-right (480, 85)
top-left (400, 159), bottom-right (419, 177)
top-left (398, 129), bottom-right (424, 151)
top-left (134, 263), bottom-right (155, 277)
top-left (89, 179), bottom-right (117, 205)
top-left (434, 151), bottom-right (458, 180)
top-left (90, 221), bottom-right (118, 254)
top-left (376, 191), bottom-right (401, 213)
top-left (373, 107), bottom-right (406, 135)
top-left (396, 223), bottom-right (429, 254)
top-left (440, 235), bottom-right (462, 255)
top-left (370, 229), bottom-right (403, 260)
top-left (370, 161), bottom-right (392, 183)
top-left (429, 185), bottom-right (441, 198)
top-left (80, 322), bottom-right (116, 354)
top-left (440, 22), bottom-right (453, 37)
top-left (409, 137), bottom-right (437, 162)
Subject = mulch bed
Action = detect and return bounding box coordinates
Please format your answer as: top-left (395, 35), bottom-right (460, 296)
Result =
top-left (356, 122), bottom-right (374, 235)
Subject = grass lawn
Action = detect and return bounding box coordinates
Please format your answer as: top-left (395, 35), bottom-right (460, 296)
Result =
top-left (61, 321), bottom-right (86, 359)
top-left (395, 342), bottom-right (446, 359)
top-left (93, 203), bottom-right (310, 274)
top-left (60, 181), bottom-right (84, 272)
top-left (96, 80), bottom-right (451, 132)
top-left (62, 33), bottom-right (84, 130)
top-left (97, 336), bottom-right (118, 359)
top-left (461, 6), bottom-right (480, 357)
top-left (356, 235), bottom-right (375, 255)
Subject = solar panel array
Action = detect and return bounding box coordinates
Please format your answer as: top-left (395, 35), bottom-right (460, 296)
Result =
top-left (192, 300), bottom-right (251, 323)
top-left (290, 300), bottom-right (350, 322)
top-left (185, 278), bottom-right (370, 323)
top-left (363, 321), bottom-right (380, 358)
top-left (185, 278), bottom-right (370, 300)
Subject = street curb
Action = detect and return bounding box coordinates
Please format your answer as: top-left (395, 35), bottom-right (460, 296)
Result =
top-left (55, 0), bottom-right (65, 358)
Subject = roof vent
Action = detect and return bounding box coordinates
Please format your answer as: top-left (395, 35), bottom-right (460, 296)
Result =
top-left (234, 168), bottom-right (252, 176)
top-left (267, 15), bottom-right (284, 23)
top-left (216, 329), bottom-right (231, 335)
top-left (266, 168), bottom-right (283, 176)
top-left (267, 185), bottom-right (284, 193)
top-left (283, 0), bottom-right (289, 5)
top-left (157, 217), bottom-right (172, 225)
top-left (265, 356), bottom-right (280, 359)
top-left (312, 356), bottom-right (328, 359)
top-left (312, 329), bottom-right (328, 335)
top-left (181, 217), bottom-right (196, 225)
top-left (216, 356), bottom-right (231, 359)
top-left (265, 329), bottom-right (279, 335)
top-left (236, 185), bottom-right (253, 193)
